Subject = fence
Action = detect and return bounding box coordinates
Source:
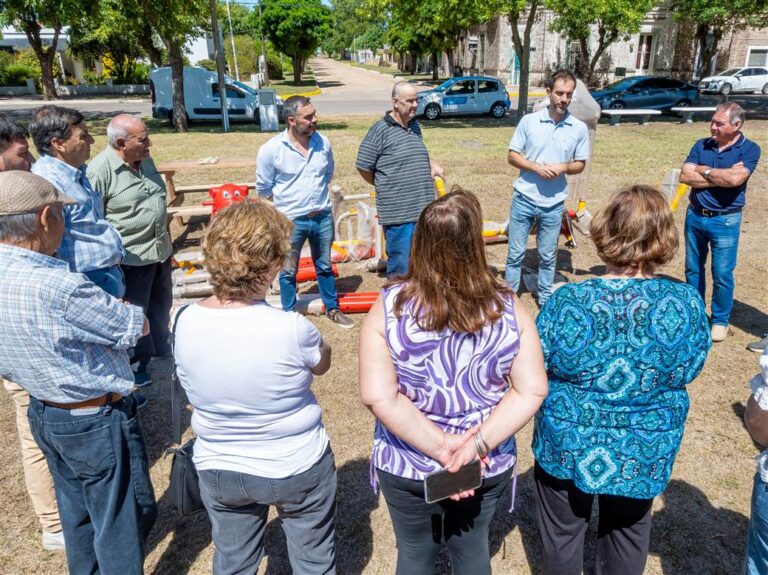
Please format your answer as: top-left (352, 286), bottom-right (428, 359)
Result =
top-left (0, 78), bottom-right (149, 97)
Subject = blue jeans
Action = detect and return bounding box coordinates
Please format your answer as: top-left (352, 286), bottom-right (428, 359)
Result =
top-left (377, 468), bottom-right (512, 575)
top-left (281, 209), bottom-right (338, 312)
top-left (28, 395), bottom-right (157, 575)
top-left (84, 265), bottom-right (126, 299)
top-left (684, 206), bottom-right (741, 326)
top-left (198, 446), bottom-right (337, 575)
top-left (504, 192), bottom-right (564, 307)
top-left (383, 222), bottom-right (416, 278)
top-left (746, 474), bottom-right (768, 575)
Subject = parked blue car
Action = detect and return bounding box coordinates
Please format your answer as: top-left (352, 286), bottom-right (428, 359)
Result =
top-left (590, 76), bottom-right (700, 111)
top-left (416, 76), bottom-right (511, 120)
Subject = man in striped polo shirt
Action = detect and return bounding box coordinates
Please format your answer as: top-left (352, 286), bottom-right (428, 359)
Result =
top-left (356, 81), bottom-right (443, 278)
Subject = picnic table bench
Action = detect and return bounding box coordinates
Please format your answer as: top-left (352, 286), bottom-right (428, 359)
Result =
top-left (601, 109), bottom-right (662, 126)
top-left (156, 157), bottom-right (256, 207)
top-left (670, 106), bottom-right (717, 124)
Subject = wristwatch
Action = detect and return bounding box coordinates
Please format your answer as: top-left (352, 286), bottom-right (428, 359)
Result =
top-left (703, 168), bottom-right (712, 179)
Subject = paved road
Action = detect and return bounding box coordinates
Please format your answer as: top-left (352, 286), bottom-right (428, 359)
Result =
top-left (310, 57), bottom-right (395, 116)
top-left (0, 97), bottom-right (150, 121)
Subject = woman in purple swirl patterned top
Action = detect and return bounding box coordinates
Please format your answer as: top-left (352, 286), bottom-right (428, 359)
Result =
top-left (359, 189), bottom-right (549, 575)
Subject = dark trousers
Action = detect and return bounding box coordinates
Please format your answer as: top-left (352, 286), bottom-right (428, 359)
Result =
top-left (377, 468), bottom-right (511, 575)
top-left (122, 258), bottom-right (172, 370)
top-left (534, 462), bottom-right (653, 575)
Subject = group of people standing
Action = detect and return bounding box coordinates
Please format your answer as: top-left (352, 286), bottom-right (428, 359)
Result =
top-left (0, 65), bottom-right (764, 575)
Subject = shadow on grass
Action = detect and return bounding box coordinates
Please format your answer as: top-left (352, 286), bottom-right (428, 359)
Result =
top-left (143, 118), bottom-right (349, 135)
top-left (420, 115), bottom-right (517, 130)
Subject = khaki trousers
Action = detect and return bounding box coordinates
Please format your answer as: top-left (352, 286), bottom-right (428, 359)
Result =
top-left (2, 378), bottom-right (61, 533)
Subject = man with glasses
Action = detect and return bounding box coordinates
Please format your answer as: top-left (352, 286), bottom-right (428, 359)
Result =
top-left (356, 81), bottom-right (444, 278)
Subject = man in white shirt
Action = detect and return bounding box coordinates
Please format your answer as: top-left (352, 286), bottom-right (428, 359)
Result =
top-left (256, 96), bottom-right (354, 328)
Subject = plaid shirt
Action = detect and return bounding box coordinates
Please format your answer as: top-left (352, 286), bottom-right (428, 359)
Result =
top-left (0, 244), bottom-right (144, 403)
top-left (32, 154), bottom-right (125, 273)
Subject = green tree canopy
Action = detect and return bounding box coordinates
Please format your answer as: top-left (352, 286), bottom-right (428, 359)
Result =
top-left (259, 0), bottom-right (333, 84)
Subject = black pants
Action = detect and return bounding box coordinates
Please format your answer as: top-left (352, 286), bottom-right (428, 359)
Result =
top-left (534, 462), bottom-right (653, 575)
top-left (377, 468), bottom-right (511, 575)
top-left (122, 258), bottom-right (172, 370)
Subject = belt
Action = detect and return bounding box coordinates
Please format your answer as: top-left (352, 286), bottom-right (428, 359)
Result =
top-left (43, 392), bottom-right (122, 410)
top-left (690, 205), bottom-right (742, 217)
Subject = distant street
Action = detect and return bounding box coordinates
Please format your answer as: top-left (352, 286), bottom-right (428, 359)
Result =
top-left (0, 97), bottom-right (149, 121)
top-left (310, 57), bottom-right (395, 116)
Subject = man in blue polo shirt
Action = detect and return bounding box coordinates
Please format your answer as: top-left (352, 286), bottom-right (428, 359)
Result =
top-left (680, 102), bottom-right (761, 343)
top-left (505, 69), bottom-right (589, 307)
top-left (257, 95), bottom-right (354, 328)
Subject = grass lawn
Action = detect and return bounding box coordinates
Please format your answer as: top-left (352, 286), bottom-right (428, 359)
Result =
top-left (1, 114), bottom-right (766, 574)
top-left (346, 60), bottom-right (449, 85)
top-left (268, 70), bottom-right (319, 97)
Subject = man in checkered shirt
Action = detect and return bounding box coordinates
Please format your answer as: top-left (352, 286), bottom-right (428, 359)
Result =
top-left (0, 170), bottom-right (155, 574)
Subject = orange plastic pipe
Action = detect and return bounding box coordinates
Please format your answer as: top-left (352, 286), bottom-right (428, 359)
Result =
top-left (296, 263), bottom-right (339, 283)
top-left (337, 292), bottom-right (379, 313)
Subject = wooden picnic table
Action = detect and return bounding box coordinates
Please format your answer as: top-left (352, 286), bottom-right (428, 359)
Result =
top-left (670, 106), bottom-right (717, 124)
top-left (157, 156), bottom-right (256, 207)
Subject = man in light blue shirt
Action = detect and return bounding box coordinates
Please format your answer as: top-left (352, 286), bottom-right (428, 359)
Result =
top-left (257, 96), bottom-right (353, 328)
top-left (30, 106), bottom-right (125, 298)
top-left (505, 70), bottom-right (590, 307)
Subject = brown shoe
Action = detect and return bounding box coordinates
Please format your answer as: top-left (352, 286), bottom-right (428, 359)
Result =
top-left (711, 324), bottom-right (728, 343)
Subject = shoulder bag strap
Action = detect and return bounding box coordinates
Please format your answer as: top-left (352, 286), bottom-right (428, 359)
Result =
top-left (170, 304), bottom-right (191, 446)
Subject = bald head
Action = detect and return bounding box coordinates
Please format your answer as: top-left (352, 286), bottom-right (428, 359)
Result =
top-left (391, 81), bottom-right (418, 126)
top-left (107, 114), bottom-right (151, 166)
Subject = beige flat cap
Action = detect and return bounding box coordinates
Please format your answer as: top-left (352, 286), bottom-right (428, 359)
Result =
top-left (0, 170), bottom-right (77, 216)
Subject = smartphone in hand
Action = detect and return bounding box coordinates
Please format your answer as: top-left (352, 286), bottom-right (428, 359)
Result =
top-left (423, 460), bottom-right (482, 503)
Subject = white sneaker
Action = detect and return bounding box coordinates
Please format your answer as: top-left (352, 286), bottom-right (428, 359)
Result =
top-left (711, 324), bottom-right (728, 343)
top-left (42, 530), bottom-right (65, 551)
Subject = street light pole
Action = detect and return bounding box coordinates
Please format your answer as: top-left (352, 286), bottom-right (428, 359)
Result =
top-left (225, 0), bottom-right (240, 81)
top-left (259, 0), bottom-right (269, 85)
top-left (210, 0), bottom-right (230, 131)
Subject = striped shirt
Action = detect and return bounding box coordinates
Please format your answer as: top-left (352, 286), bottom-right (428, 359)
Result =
top-left (87, 148), bottom-right (173, 266)
top-left (32, 154), bottom-right (124, 273)
top-left (356, 113), bottom-right (434, 226)
top-left (0, 243), bottom-right (144, 403)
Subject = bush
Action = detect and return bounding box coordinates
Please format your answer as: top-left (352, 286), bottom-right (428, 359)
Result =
top-left (130, 63), bottom-right (150, 84)
top-left (82, 70), bottom-right (108, 85)
top-left (0, 63), bottom-right (36, 86)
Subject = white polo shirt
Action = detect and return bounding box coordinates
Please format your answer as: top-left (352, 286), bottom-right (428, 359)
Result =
top-left (509, 107), bottom-right (590, 207)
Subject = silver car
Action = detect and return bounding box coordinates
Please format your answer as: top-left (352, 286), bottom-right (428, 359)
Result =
top-left (698, 67), bottom-right (768, 95)
top-left (416, 76), bottom-right (511, 120)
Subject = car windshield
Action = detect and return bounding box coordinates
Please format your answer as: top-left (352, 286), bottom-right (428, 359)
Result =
top-left (603, 77), bottom-right (644, 91)
top-left (435, 79), bottom-right (457, 92)
top-left (720, 69), bottom-right (741, 77)
top-left (233, 80), bottom-right (256, 95)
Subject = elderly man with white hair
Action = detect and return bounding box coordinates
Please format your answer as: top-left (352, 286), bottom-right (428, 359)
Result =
top-left (88, 115), bottom-right (173, 387)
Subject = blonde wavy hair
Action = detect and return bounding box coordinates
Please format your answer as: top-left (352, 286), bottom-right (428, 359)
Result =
top-left (589, 184), bottom-right (678, 274)
top-left (202, 199), bottom-right (293, 302)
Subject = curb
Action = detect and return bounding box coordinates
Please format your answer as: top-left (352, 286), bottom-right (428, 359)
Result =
top-left (280, 86), bottom-right (321, 98)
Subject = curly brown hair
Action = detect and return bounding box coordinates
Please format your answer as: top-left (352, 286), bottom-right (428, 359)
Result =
top-left (202, 199), bottom-right (293, 302)
top-left (390, 187), bottom-right (511, 333)
top-left (589, 184), bottom-right (678, 274)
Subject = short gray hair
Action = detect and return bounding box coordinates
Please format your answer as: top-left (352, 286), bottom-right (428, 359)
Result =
top-left (716, 102), bottom-right (746, 126)
top-left (392, 81), bottom-right (414, 100)
top-left (0, 211), bottom-right (39, 242)
top-left (106, 123), bottom-right (128, 148)
top-left (282, 95), bottom-right (311, 122)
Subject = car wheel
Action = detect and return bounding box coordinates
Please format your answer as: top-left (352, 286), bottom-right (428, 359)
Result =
top-left (424, 103), bottom-right (441, 120)
top-left (719, 83), bottom-right (732, 95)
top-left (490, 102), bottom-right (507, 118)
top-left (608, 101), bottom-right (625, 110)
top-left (676, 99), bottom-right (691, 107)
top-left (762, 83), bottom-right (768, 95)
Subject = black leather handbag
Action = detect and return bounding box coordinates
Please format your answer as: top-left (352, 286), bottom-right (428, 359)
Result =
top-left (166, 305), bottom-right (205, 516)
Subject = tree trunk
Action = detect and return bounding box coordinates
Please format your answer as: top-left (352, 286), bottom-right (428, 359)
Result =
top-left (23, 20), bottom-right (59, 100)
top-left (695, 25), bottom-right (721, 79)
top-left (408, 53), bottom-right (416, 75)
top-left (511, 0), bottom-right (540, 122)
top-left (431, 51), bottom-right (439, 80)
top-left (168, 42), bottom-right (188, 133)
top-left (578, 38), bottom-right (590, 82)
top-left (292, 55), bottom-right (302, 85)
top-left (137, 23), bottom-right (163, 67)
top-left (446, 47), bottom-right (454, 77)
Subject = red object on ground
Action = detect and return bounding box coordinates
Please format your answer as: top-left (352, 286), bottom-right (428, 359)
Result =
top-left (296, 262), bottom-right (340, 283)
top-left (337, 292), bottom-right (379, 313)
top-left (202, 183), bottom-right (249, 215)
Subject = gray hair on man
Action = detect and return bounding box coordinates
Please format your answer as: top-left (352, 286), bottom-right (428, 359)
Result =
top-left (715, 102), bottom-right (746, 126)
top-left (106, 114), bottom-right (143, 148)
top-left (282, 95), bottom-right (312, 122)
top-left (0, 211), bottom-right (39, 243)
top-left (391, 81), bottom-right (415, 100)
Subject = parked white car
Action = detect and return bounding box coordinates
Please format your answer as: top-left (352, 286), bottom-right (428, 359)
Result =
top-left (698, 66), bottom-right (768, 95)
top-left (150, 66), bottom-right (283, 124)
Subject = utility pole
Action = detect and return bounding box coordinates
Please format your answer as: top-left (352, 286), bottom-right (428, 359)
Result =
top-left (225, 0), bottom-right (240, 81)
top-left (210, 0), bottom-right (230, 131)
top-left (259, 0), bottom-right (269, 85)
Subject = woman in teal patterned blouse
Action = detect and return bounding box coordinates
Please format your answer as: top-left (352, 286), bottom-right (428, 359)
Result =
top-left (532, 185), bottom-right (711, 575)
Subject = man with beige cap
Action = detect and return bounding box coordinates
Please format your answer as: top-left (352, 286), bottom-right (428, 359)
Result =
top-left (0, 170), bottom-right (157, 574)
top-left (0, 114), bottom-right (64, 552)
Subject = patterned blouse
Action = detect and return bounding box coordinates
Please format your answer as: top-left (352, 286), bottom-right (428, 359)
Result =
top-left (371, 283), bottom-right (521, 484)
top-left (533, 278), bottom-right (711, 499)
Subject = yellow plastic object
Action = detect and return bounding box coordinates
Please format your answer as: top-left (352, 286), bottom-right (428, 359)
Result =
top-left (577, 199), bottom-right (587, 213)
top-left (434, 176), bottom-right (447, 197)
top-left (481, 221), bottom-right (505, 238)
top-left (670, 183), bottom-right (690, 211)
